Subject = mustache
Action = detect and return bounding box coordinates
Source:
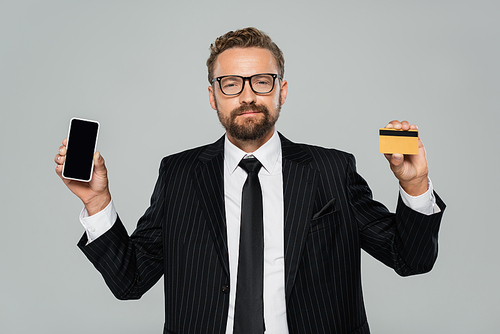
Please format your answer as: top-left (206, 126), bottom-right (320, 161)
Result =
top-left (231, 103), bottom-right (269, 117)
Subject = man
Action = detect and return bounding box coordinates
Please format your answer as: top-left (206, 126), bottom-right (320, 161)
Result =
top-left (55, 27), bottom-right (445, 334)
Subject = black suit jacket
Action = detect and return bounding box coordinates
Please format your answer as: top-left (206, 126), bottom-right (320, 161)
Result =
top-left (79, 134), bottom-right (445, 334)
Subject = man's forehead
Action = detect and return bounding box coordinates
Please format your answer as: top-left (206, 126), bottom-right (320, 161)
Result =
top-left (213, 47), bottom-right (278, 76)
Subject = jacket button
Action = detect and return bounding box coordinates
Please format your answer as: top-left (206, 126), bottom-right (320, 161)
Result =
top-left (221, 285), bottom-right (230, 294)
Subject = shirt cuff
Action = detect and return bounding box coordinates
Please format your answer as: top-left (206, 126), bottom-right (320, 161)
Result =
top-left (79, 200), bottom-right (117, 243)
top-left (399, 178), bottom-right (441, 215)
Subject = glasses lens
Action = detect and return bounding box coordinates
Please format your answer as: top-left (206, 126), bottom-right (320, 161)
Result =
top-left (251, 74), bottom-right (275, 94)
top-left (218, 74), bottom-right (276, 95)
top-left (219, 76), bottom-right (243, 95)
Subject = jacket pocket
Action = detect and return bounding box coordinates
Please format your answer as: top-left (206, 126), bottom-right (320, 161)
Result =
top-left (310, 198), bottom-right (338, 232)
top-left (311, 198), bottom-right (337, 220)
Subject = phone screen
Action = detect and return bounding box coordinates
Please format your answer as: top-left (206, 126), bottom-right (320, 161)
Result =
top-left (62, 118), bottom-right (100, 182)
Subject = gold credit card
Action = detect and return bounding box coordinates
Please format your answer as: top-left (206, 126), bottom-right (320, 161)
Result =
top-left (379, 128), bottom-right (419, 155)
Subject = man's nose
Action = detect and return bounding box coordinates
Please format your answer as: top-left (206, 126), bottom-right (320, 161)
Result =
top-left (239, 79), bottom-right (257, 104)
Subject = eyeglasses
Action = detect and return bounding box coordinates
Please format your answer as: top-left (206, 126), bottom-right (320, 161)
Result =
top-left (211, 73), bottom-right (282, 96)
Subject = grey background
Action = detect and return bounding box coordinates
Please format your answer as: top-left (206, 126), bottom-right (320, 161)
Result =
top-left (1, 0), bottom-right (498, 333)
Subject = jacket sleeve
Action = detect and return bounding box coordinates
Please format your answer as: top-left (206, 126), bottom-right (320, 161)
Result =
top-left (77, 159), bottom-right (168, 299)
top-left (345, 154), bottom-right (446, 276)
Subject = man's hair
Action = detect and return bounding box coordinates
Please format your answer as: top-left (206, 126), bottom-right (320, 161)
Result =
top-left (206, 27), bottom-right (285, 83)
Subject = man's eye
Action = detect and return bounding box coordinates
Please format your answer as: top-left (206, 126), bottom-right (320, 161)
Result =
top-left (252, 76), bottom-right (272, 86)
top-left (221, 79), bottom-right (241, 89)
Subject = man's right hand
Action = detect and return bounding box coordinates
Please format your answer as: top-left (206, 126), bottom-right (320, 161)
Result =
top-left (55, 138), bottom-right (112, 216)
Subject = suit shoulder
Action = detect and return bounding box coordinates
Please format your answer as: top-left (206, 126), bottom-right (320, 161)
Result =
top-left (158, 136), bottom-right (224, 173)
top-left (296, 142), bottom-right (356, 166)
top-left (159, 144), bottom-right (207, 166)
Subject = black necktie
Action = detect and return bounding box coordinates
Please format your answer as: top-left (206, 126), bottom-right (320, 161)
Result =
top-left (233, 157), bottom-right (265, 334)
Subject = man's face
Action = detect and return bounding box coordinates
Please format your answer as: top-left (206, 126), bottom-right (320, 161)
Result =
top-left (208, 47), bottom-right (288, 147)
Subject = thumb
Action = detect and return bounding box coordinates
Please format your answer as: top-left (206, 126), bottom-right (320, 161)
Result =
top-left (93, 151), bottom-right (107, 173)
top-left (390, 153), bottom-right (404, 171)
top-left (392, 153), bottom-right (404, 163)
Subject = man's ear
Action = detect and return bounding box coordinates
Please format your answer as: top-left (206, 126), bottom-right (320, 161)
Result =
top-left (280, 80), bottom-right (288, 106)
top-left (208, 85), bottom-right (217, 110)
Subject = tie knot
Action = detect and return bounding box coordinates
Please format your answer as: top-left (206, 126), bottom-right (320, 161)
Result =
top-left (238, 157), bottom-right (262, 174)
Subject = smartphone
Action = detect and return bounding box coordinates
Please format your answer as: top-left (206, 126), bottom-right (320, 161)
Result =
top-left (62, 117), bottom-right (100, 182)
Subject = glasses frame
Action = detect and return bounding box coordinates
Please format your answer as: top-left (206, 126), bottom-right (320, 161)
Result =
top-left (211, 73), bottom-right (282, 96)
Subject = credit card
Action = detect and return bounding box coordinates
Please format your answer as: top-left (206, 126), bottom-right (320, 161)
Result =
top-left (379, 128), bottom-right (418, 155)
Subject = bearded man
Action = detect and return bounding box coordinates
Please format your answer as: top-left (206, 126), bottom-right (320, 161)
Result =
top-left (55, 27), bottom-right (445, 334)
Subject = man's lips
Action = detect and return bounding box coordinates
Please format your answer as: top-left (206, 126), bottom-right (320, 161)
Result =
top-left (231, 104), bottom-right (268, 118)
top-left (238, 110), bottom-right (261, 116)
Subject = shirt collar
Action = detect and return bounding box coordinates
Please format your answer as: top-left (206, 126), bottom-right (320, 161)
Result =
top-left (224, 130), bottom-right (281, 175)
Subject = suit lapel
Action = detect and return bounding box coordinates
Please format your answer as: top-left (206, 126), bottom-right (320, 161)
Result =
top-left (194, 136), bottom-right (230, 277)
top-left (192, 133), bottom-right (318, 295)
top-left (280, 134), bottom-right (318, 300)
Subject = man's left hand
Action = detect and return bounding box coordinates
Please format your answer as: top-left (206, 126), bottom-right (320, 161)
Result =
top-left (384, 120), bottom-right (429, 196)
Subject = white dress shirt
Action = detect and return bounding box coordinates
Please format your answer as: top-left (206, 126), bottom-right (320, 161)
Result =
top-left (223, 131), bottom-right (287, 333)
top-left (79, 131), bottom-right (438, 333)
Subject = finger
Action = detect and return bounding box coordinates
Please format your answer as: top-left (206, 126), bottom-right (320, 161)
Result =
top-left (385, 120), bottom-right (399, 129)
top-left (55, 162), bottom-right (63, 177)
top-left (385, 120), bottom-right (417, 131)
top-left (387, 120), bottom-right (403, 130)
top-left (59, 145), bottom-right (67, 157)
top-left (55, 163), bottom-right (72, 184)
top-left (55, 153), bottom-right (65, 165)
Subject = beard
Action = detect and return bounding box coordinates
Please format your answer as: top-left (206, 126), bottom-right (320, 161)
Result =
top-left (217, 102), bottom-right (281, 141)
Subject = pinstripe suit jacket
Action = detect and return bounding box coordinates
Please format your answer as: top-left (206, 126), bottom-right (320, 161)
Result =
top-left (79, 133), bottom-right (445, 334)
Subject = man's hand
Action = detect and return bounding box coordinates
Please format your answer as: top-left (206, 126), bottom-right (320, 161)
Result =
top-left (55, 138), bottom-right (111, 216)
top-left (384, 120), bottom-right (429, 196)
